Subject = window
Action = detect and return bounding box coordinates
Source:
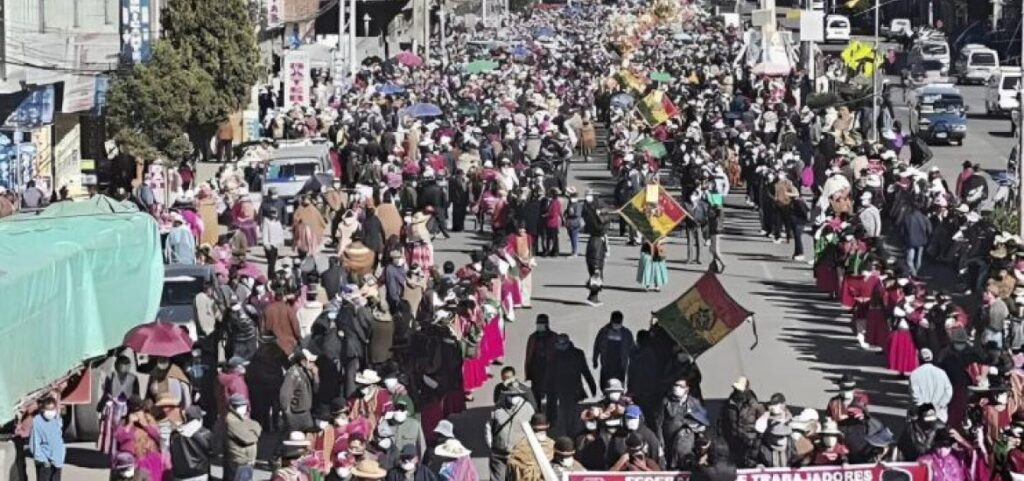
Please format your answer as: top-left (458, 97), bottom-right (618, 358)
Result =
top-left (267, 162), bottom-right (318, 179)
top-left (971, 53), bottom-right (996, 66)
top-left (1003, 76), bottom-right (1022, 90)
top-left (922, 43), bottom-right (947, 56)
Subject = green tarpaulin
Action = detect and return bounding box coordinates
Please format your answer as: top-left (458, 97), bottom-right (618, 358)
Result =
top-left (0, 196), bottom-right (163, 420)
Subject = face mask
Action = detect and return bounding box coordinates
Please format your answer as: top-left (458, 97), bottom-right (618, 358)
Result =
top-left (585, 421), bottom-right (598, 431)
top-left (559, 457), bottom-right (575, 468)
top-left (42, 410), bottom-right (57, 421)
top-left (536, 324), bottom-right (548, 333)
top-left (156, 360), bottom-right (171, 370)
top-left (384, 378), bottom-right (399, 391)
top-left (673, 386), bottom-right (688, 398)
top-left (626, 418), bottom-right (641, 431)
top-left (234, 405), bottom-right (248, 417)
top-left (335, 467), bottom-right (352, 479)
top-left (842, 391), bottom-right (854, 401)
top-left (769, 405), bottom-right (784, 416)
top-left (608, 392), bottom-right (622, 402)
top-left (335, 415), bottom-right (349, 427)
top-left (585, 195), bottom-right (594, 202)
top-left (535, 432), bottom-right (548, 441)
top-left (402, 461), bottom-right (417, 472)
top-left (394, 411), bottom-right (408, 423)
top-left (121, 468), bottom-right (136, 479)
top-left (823, 437), bottom-right (838, 448)
top-left (379, 438), bottom-right (393, 449)
top-left (611, 323), bottom-right (622, 330)
top-left (318, 420), bottom-right (328, 430)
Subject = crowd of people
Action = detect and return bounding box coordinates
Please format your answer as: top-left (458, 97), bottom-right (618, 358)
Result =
top-left (14, 0), bottom-right (1024, 480)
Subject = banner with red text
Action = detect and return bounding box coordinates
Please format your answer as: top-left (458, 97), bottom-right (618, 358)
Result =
top-left (564, 462), bottom-right (931, 481)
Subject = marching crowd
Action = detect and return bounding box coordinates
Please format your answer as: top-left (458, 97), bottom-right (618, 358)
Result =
top-left (14, 0), bottom-right (1024, 481)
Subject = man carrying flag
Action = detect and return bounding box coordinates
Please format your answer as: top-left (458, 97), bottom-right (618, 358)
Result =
top-left (636, 90), bottom-right (680, 127)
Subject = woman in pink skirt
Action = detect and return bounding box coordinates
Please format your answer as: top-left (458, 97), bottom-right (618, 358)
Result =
top-left (888, 308), bottom-right (920, 376)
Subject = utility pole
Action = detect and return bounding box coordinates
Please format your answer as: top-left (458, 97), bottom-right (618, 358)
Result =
top-left (482, 0), bottom-right (488, 29)
top-left (349, 0), bottom-right (357, 76)
top-left (871, 0), bottom-right (879, 143)
top-left (338, 0), bottom-right (345, 73)
top-left (927, 0), bottom-right (933, 27)
top-left (0, 0), bottom-right (6, 81)
top-left (423, 0), bottom-right (430, 63)
top-left (439, 0), bottom-right (447, 65)
top-left (1018, 38), bottom-right (1023, 238)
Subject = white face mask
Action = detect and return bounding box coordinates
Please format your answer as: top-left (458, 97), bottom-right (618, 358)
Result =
top-left (673, 386), bottom-right (687, 398)
top-left (769, 405), bottom-right (784, 416)
top-left (584, 421), bottom-right (598, 431)
top-left (402, 461), bottom-right (417, 472)
top-left (608, 392), bottom-right (622, 402)
top-left (585, 195), bottom-right (594, 202)
top-left (559, 457), bottom-right (575, 468)
top-left (393, 411), bottom-right (408, 423)
top-left (535, 432), bottom-right (548, 441)
top-left (378, 438), bottom-right (393, 449)
top-left (335, 467), bottom-right (352, 479)
top-left (318, 420), bottom-right (328, 430)
top-left (42, 410), bottom-right (57, 421)
top-left (626, 418), bottom-right (641, 431)
top-left (121, 468), bottom-right (136, 479)
top-left (234, 405), bottom-right (248, 417)
top-left (823, 436), bottom-right (838, 448)
top-left (384, 378), bottom-right (399, 391)
top-left (156, 360), bottom-right (171, 370)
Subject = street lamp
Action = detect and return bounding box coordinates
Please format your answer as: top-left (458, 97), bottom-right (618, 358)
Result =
top-left (363, 13), bottom-right (371, 37)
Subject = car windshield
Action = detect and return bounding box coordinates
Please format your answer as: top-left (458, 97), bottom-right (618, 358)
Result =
top-left (972, 53), bottom-right (997, 66)
top-left (920, 60), bottom-right (944, 71)
top-left (267, 162), bottom-right (317, 179)
top-left (162, 279), bottom-right (204, 305)
top-left (922, 43), bottom-right (947, 55)
top-left (829, 19), bottom-right (847, 27)
top-left (1004, 76), bottom-right (1022, 90)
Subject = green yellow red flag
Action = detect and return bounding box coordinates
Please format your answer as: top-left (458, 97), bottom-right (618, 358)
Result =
top-left (616, 69), bottom-right (647, 94)
top-left (654, 271), bottom-right (754, 357)
top-left (635, 90), bottom-right (680, 126)
top-left (617, 184), bottom-right (687, 243)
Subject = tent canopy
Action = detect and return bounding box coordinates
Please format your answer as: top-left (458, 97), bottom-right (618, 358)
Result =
top-left (0, 196), bottom-right (163, 420)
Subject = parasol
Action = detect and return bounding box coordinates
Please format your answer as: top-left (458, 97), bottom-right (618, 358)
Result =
top-left (463, 59), bottom-right (500, 74)
top-left (377, 83), bottom-right (406, 95)
top-left (610, 93), bottom-right (636, 109)
top-left (635, 136), bottom-right (667, 159)
top-left (649, 71), bottom-right (673, 83)
top-left (123, 321), bottom-right (193, 357)
top-left (393, 51), bottom-right (423, 67)
top-left (404, 103), bottom-right (444, 118)
top-left (534, 26), bottom-right (556, 39)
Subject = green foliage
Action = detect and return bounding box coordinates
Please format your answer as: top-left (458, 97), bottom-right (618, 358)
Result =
top-left (106, 41), bottom-right (225, 161)
top-left (991, 204), bottom-right (1020, 235)
top-left (162, 0), bottom-right (262, 110)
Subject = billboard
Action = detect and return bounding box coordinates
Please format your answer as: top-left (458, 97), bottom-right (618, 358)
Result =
top-left (565, 462), bottom-right (932, 481)
top-left (267, 0), bottom-right (283, 28)
top-left (4, 85), bottom-right (56, 130)
top-left (283, 51), bottom-right (311, 109)
top-left (120, 0), bottom-right (153, 64)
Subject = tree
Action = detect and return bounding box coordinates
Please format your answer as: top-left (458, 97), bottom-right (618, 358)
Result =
top-left (162, 0), bottom-right (262, 111)
top-left (106, 41), bottom-right (227, 161)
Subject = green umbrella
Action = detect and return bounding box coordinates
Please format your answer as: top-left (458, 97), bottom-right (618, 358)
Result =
top-left (635, 137), bottom-right (667, 159)
top-left (463, 60), bottom-right (500, 74)
top-left (649, 71), bottom-right (673, 83)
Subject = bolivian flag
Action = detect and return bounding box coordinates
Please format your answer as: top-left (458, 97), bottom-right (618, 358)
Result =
top-left (616, 69), bottom-right (647, 94)
top-left (840, 41), bottom-right (881, 76)
top-left (617, 184), bottom-right (687, 243)
top-left (654, 272), bottom-right (754, 357)
top-left (636, 90), bottom-right (680, 126)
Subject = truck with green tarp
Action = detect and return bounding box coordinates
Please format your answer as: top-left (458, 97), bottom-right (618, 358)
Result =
top-left (0, 195), bottom-right (163, 438)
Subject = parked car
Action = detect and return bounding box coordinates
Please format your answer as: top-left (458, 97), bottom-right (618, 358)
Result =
top-left (824, 15), bottom-right (851, 43)
top-left (909, 38), bottom-right (951, 73)
top-left (954, 44), bottom-right (999, 85)
top-left (883, 18), bottom-right (912, 40)
top-left (985, 67), bottom-right (1022, 117)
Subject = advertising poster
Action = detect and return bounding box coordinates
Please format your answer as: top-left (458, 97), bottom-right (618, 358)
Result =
top-left (4, 85), bottom-right (56, 130)
top-left (283, 51), bottom-right (311, 109)
top-left (565, 462), bottom-right (931, 481)
top-left (121, 0), bottom-right (152, 64)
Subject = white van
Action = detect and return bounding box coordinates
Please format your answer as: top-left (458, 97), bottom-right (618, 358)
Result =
top-left (955, 44), bottom-right (999, 84)
top-left (985, 67), bottom-right (1023, 116)
top-left (262, 141), bottom-right (332, 202)
top-left (910, 39), bottom-right (951, 72)
top-left (825, 15), bottom-right (851, 43)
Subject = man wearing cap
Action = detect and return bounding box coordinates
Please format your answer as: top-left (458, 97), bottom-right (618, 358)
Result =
top-left (609, 405), bottom-right (663, 467)
top-left (508, 414), bottom-right (555, 481)
top-left (592, 311), bottom-right (636, 389)
top-left (222, 393), bottom-right (262, 481)
top-left (524, 314), bottom-right (559, 409)
top-left (166, 212), bottom-right (197, 265)
top-left (486, 381), bottom-right (535, 481)
top-left (909, 348), bottom-right (953, 422)
top-left (385, 444), bottom-right (438, 481)
top-left (547, 334), bottom-right (597, 436)
top-left (550, 436), bottom-right (586, 477)
top-left (610, 433), bottom-right (662, 471)
top-left (169, 405), bottom-right (213, 481)
top-left (825, 375), bottom-right (870, 423)
top-left (218, 357), bottom-right (251, 417)
top-left (718, 377), bottom-right (764, 467)
top-left (386, 401), bottom-right (425, 459)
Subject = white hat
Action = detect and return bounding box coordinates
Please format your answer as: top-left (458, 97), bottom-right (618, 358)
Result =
top-left (283, 431), bottom-right (310, 447)
top-left (860, 191), bottom-right (873, 201)
top-left (732, 376), bottom-right (749, 391)
top-left (966, 212), bottom-right (981, 223)
top-left (434, 439), bottom-right (472, 458)
top-left (355, 369), bottom-right (382, 385)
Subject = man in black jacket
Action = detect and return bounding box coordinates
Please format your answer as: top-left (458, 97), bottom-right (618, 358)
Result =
top-left (545, 334), bottom-right (597, 436)
top-left (169, 406), bottom-right (213, 480)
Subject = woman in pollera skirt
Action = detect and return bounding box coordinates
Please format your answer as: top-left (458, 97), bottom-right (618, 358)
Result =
top-left (888, 307), bottom-right (920, 376)
top-left (637, 239), bottom-right (669, 292)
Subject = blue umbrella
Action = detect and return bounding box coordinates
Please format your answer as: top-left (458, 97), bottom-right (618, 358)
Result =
top-left (534, 26), bottom-right (556, 39)
top-left (510, 45), bottom-right (531, 57)
top-left (404, 103), bottom-right (443, 118)
top-left (610, 93), bottom-right (635, 109)
top-left (377, 84), bottom-right (405, 95)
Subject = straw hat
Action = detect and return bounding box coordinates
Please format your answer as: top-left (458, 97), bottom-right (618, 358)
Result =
top-left (355, 369), bottom-right (382, 385)
top-left (351, 459), bottom-right (388, 479)
top-left (434, 439), bottom-right (472, 458)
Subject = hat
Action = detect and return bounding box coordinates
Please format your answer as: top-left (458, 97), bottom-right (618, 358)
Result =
top-left (685, 407), bottom-right (710, 427)
top-left (434, 439), bottom-right (472, 458)
top-left (554, 436), bottom-right (576, 456)
top-left (227, 356), bottom-right (249, 370)
top-left (624, 405), bottom-right (643, 419)
top-left (604, 378), bottom-right (625, 393)
top-left (228, 393), bottom-right (248, 407)
top-left (530, 413), bottom-right (550, 430)
top-left (155, 394), bottom-right (179, 408)
top-left (433, 420), bottom-right (455, 439)
top-left (836, 374), bottom-right (856, 390)
top-left (355, 369), bottom-right (382, 385)
top-left (280, 443), bottom-right (307, 460)
top-left (114, 452), bottom-right (136, 470)
top-left (732, 376), bottom-right (749, 392)
top-left (351, 459), bottom-right (388, 479)
top-left (284, 431), bottom-right (310, 447)
top-left (818, 419), bottom-right (843, 437)
top-left (769, 393), bottom-right (786, 405)
top-left (499, 383), bottom-right (528, 397)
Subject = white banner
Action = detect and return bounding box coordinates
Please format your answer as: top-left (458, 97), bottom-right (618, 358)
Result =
top-left (283, 51), bottom-right (311, 110)
top-left (267, 0), bottom-right (283, 29)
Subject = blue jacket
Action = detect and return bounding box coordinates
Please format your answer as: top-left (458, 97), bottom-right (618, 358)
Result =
top-left (30, 414), bottom-right (66, 467)
top-left (901, 210), bottom-right (932, 248)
